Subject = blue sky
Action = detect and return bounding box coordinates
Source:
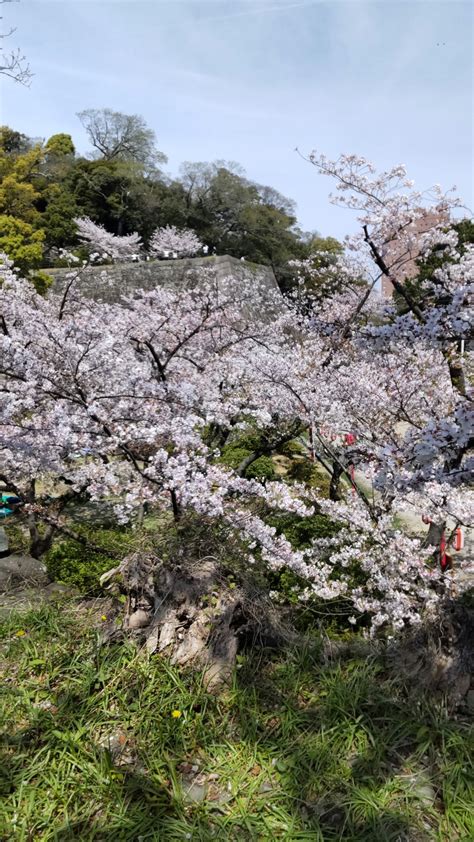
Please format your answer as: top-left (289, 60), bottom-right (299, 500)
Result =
top-left (1, 0), bottom-right (472, 238)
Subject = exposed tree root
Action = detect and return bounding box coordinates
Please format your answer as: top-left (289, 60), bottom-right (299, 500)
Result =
top-left (100, 552), bottom-right (287, 689)
top-left (99, 551), bottom-right (473, 709)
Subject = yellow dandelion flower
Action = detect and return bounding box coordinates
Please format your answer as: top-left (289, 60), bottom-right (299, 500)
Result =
top-left (15, 629), bottom-right (26, 637)
top-left (171, 709), bottom-right (182, 718)
top-left (101, 615), bottom-right (107, 621)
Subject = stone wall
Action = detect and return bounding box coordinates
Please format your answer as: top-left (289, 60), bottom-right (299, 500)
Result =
top-left (46, 254), bottom-right (280, 305)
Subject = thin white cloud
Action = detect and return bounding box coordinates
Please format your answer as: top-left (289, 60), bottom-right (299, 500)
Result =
top-left (201, 1), bottom-right (318, 23)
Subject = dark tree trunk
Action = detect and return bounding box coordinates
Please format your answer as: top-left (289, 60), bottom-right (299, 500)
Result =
top-left (28, 515), bottom-right (56, 559)
top-left (329, 461), bottom-right (344, 501)
top-left (170, 489), bottom-right (181, 522)
top-left (424, 520), bottom-right (450, 570)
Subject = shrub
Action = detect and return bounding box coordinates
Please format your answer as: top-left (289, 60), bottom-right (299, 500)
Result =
top-left (30, 269), bottom-right (53, 294)
top-left (44, 527), bottom-right (136, 594)
top-left (277, 439), bottom-right (306, 458)
top-left (3, 522), bottom-right (29, 555)
top-left (246, 455), bottom-right (276, 481)
top-left (218, 438), bottom-right (276, 481)
top-left (287, 458), bottom-right (316, 483)
top-left (266, 511), bottom-right (339, 549)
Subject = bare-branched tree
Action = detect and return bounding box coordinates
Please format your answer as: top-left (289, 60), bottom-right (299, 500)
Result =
top-left (77, 108), bottom-right (167, 172)
top-left (0, 0), bottom-right (32, 85)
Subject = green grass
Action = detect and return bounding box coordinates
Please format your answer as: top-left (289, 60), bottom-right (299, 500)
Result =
top-left (1, 602), bottom-right (473, 841)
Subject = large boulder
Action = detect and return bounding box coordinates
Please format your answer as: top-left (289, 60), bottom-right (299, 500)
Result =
top-left (0, 554), bottom-right (49, 592)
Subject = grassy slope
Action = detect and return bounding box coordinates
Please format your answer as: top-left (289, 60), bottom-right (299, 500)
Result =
top-left (1, 601), bottom-right (473, 842)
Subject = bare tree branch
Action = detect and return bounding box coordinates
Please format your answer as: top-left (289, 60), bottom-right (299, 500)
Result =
top-left (0, 0), bottom-right (32, 85)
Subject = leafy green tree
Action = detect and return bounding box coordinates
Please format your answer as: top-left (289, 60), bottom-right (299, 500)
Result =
top-left (204, 167), bottom-right (255, 245)
top-left (41, 133), bottom-right (76, 183)
top-left (145, 179), bottom-right (189, 233)
top-left (41, 184), bottom-right (79, 254)
top-left (45, 133), bottom-right (75, 157)
top-left (68, 155), bottom-right (168, 241)
top-left (68, 158), bottom-right (136, 235)
top-left (5, 143), bottom-right (43, 183)
top-left (238, 202), bottom-right (303, 268)
top-left (0, 214), bottom-right (44, 272)
top-left (179, 159), bottom-right (245, 207)
top-left (0, 173), bottom-right (41, 224)
top-left (307, 235), bottom-right (342, 257)
top-left (0, 125), bottom-right (31, 154)
top-left (0, 142), bottom-right (44, 232)
top-left (175, 162), bottom-right (306, 277)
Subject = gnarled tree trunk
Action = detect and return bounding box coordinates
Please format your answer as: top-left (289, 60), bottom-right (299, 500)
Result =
top-left (100, 553), bottom-right (285, 689)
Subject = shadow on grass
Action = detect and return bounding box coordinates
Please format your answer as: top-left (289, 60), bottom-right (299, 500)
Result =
top-left (232, 639), bottom-right (472, 841)
top-left (0, 701), bottom-right (225, 842)
top-left (1, 600), bottom-right (472, 841)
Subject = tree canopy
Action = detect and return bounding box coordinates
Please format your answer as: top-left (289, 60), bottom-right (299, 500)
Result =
top-left (0, 151), bottom-right (471, 632)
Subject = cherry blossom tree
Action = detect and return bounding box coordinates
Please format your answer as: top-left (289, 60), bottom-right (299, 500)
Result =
top-left (75, 216), bottom-right (142, 262)
top-left (0, 262), bottom-right (467, 637)
top-left (300, 151), bottom-right (473, 572)
top-left (149, 225), bottom-right (202, 258)
top-left (0, 154), bottom-right (471, 647)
